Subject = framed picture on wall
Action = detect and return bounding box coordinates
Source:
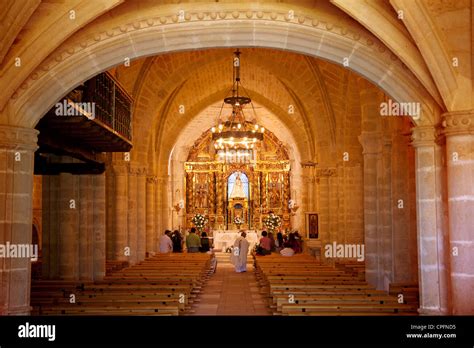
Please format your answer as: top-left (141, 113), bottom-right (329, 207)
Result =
top-left (305, 212), bottom-right (319, 239)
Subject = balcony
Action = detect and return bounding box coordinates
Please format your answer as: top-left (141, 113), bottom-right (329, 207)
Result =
top-left (35, 72), bottom-right (133, 175)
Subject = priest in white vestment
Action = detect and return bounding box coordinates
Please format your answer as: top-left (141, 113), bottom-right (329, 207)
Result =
top-left (231, 231), bottom-right (249, 273)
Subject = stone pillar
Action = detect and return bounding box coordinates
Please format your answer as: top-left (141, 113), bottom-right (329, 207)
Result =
top-left (0, 125), bottom-right (38, 315)
top-left (105, 167), bottom-right (114, 261)
top-left (412, 125), bottom-right (449, 315)
top-left (78, 175), bottom-right (93, 280)
top-left (92, 174), bottom-right (106, 280)
top-left (128, 165), bottom-right (138, 265)
top-left (146, 175), bottom-right (157, 254)
top-left (136, 168), bottom-right (147, 261)
top-left (392, 131), bottom-right (418, 283)
top-left (156, 175), bottom-right (169, 237)
top-left (58, 172), bottom-right (79, 280)
top-left (112, 164), bottom-right (128, 261)
top-left (328, 172), bottom-right (339, 244)
top-left (359, 132), bottom-right (384, 289)
top-left (42, 175), bottom-right (59, 279)
top-left (381, 134), bottom-right (393, 290)
top-left (442, 110), bottom-right (474, 315)
top-left (316, 168), bottom-right (333, 262)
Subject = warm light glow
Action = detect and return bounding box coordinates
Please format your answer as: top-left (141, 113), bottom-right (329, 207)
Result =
top-left (260, 127), bottom-right (265, 133)
top-left (237, 123), bottom-right (242, 129)
top-left (211, 127), bottom-right (216, 133)
top-left (218, 124), bottom-right (223, 130)
top-left (254, 124), bottom-right (259, 130)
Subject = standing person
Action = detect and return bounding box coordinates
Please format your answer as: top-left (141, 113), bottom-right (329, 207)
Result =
top-left (231, 231), bottom-right (249, 273)
top-left (159, 230), bottom-right (173, 253)
top-left (171, 230), bottom-right (183, 252)
top-left (186, 227), bottom-right (201, 253)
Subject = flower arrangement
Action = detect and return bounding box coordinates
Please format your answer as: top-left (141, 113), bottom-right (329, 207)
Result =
top-left (192, 213), bottom-right (208, 232)
top-left (263, 213), bottom-right (282, 233)
top-left (234, 216), bottom-right (244, 226)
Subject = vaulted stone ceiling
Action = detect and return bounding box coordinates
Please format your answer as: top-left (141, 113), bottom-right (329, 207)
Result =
top-left (110, 48), bottom-right (361, 166)
top-left (0, 0), bottom-right (471, 172)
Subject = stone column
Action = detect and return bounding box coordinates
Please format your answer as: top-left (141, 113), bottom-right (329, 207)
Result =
top-left (316, 168), bottom-right (332, 262)
top-left (92, 173), bottom-right (106, 280)
top-left (359, 132), bottom-right (384, 289)
top-left (128, 165), bottom-right (138, 265)
top-left (58, 172), bottom-right (79, 280)
top-left (412, 125), bottom-right (449, 315)
top-left (78, 175), bottom-right (93, 280)
top-left (42, 175), bottom-right (59, 279)
top-left (391, 132), bottom-right (417, 283)
top-left (146, 175), bottom-right (157, 254)
top-left (156, 175), bottom-right (169, 236)
top-left (136, 168), bottom-right (147, 261)
top-left (0, 125), bottom-right (38, 315)
top-left (442, 110), bottom-right (474, 315)
top-left (105, 166), bottom-right (114, 261)
top-left (112, 164), bottom-right (128, 261)
top-left (381, 134), bottom-right (393, 290)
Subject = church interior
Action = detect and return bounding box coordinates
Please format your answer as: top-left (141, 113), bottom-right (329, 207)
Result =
top-left (0, 0), bottom-right (473, 319)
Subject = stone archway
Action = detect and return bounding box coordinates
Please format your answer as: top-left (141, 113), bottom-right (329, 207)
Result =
top-left (7, 4), bottom-right (439, 129)
top-left (1, 2), bottom-right (455, 317)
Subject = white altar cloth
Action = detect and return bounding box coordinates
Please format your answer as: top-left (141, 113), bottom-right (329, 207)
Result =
top-left (213, 230), bottom-right (260, 254)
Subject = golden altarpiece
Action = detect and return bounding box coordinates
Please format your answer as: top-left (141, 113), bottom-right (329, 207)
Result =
top-left (184, 127), bottom-right (291, 231)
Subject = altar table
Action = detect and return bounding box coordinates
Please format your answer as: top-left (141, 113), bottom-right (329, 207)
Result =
top-left (212, 230), bottom-right (260, 254)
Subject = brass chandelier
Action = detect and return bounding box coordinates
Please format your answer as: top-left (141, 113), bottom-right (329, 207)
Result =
top-left (211, 50), bottom-right (264, 152)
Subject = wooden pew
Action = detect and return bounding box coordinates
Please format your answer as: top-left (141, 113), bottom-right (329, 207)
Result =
top-left (31, 253), bottom-right (213, 316)
top-left (254, 253), bottom-right (418, 316)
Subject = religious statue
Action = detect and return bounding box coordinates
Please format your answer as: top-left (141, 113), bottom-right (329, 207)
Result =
top-left (269, 184), bottom-right (281, 207)
top-left (196, 184), bottom-right (208, 208)
top-left (230, 172), bottom-right (246, 199)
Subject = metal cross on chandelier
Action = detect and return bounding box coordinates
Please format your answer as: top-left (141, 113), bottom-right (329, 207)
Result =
top-left (211, 50), bottom-right (264, 157)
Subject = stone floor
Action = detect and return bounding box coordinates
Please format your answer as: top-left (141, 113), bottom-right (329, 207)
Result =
top-left (189, 253), bottom-right (272, 316)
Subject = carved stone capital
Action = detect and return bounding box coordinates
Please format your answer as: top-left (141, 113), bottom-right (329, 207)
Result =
top-left (136, 166), bottom-right (147, 176)
top-left (146, 176), bottom-right (158, 184)
top-left (442, 110), bottom-right (474, 137)
top-left (0, 125), bottom-right (38, 151)
top-left (358, 132), bottom-right (383, 155)
top-left (411, 125), bottom-right (438, 148)
top-left (128, 162), bottom-right (145, 175)
top-left (111, 164), bottom-right (128, 176)
top-left (315, 168), bottom-right (336, 177)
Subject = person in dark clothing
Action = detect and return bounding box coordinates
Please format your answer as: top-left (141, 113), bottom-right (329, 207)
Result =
top-left (171, 230), bottom-right (183, 252)
top-left (284, 232), bottom-right (302, 253)
top-left (200, 231), bottom-right (210, 252)
top-left (276, 232), bottom-right (284, 252)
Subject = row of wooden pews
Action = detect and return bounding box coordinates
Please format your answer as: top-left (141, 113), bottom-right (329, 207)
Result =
top-left (31, 253), bottom-right (213, 316)
top-left (254, 254), bottom-right (418, 316)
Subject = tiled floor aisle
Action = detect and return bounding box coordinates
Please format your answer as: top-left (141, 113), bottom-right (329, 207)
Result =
top-left (189, 253), bottom-right (272, 315)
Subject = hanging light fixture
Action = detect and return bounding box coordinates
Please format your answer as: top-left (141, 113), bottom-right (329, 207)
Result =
top-left (211, 50), bottom-right (264, 155)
